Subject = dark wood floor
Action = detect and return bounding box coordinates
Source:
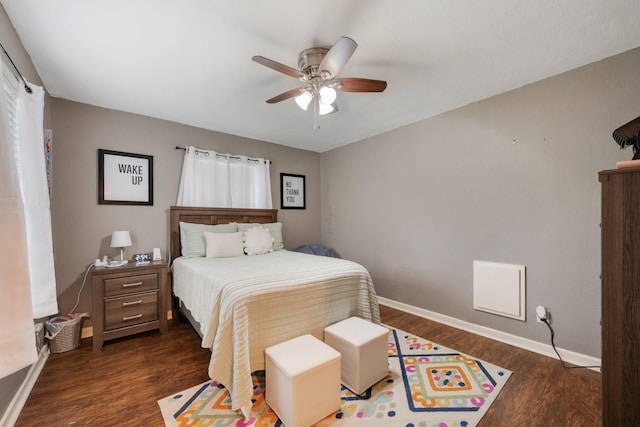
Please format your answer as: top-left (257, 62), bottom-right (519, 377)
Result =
top-left (15, 305), bottom-right (601, 426)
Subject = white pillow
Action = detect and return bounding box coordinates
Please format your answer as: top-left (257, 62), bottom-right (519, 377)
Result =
top-left (180, 222), bottom-right (238, 257)
top-left (243, 226), bottom-right (274, 256)
top-left (204, 231), bottom-right (245, 258)
top-left (237, 222), bottom-right (284, 251)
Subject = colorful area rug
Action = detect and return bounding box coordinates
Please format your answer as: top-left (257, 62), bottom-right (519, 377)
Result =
top-left (158, 326), bottom-right (511, 426)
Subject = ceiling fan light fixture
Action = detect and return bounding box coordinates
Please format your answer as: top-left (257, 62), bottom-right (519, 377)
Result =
top-left (319, 86), bottom-right (337, 105)
top-left (253, 36), bottom-right (386, 129)
top-left (319, 101), bottom-right (337, 116)
top-left (295, 91), bottom-right (313, 110)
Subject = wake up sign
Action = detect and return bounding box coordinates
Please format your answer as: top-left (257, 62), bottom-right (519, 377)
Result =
top-left (98, 149), bottom-right (154, 205)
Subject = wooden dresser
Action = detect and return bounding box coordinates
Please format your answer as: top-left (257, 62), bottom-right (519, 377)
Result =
top-left (599, 167), bottom-right (640, 425)
top-left (91, 261), bottom-right (168, 351)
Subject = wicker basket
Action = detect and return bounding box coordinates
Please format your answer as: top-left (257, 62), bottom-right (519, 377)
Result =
top-left (45, 314), bottom-right (85, 353)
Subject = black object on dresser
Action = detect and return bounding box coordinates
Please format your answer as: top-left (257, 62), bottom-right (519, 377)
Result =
top-left (91, 261), bottom-right (168, 351)
top-left (600, 167), bottom-right (640, 425)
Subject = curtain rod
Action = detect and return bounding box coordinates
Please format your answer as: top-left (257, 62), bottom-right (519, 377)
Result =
top-left (0, 42), bottom-right (32, 94)
top-left (175, 146), bottom-right (271, 164)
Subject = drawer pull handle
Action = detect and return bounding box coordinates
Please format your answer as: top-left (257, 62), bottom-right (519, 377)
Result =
top-left (122, 300), bottom-right (143, 307)
top-left (123, 314), bottom-right (143, 321)
top-left (122, 281), bottom-right (143, 288)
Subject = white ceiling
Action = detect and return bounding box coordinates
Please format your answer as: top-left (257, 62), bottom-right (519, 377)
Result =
top-left (2, 1), bottom-right (640, 153)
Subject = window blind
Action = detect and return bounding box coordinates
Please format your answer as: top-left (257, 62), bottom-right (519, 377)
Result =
top-left (1, 59), bottom-right (18, 138)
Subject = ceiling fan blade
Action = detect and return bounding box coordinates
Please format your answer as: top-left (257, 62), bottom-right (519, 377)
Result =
top-left (252, 56), bottom-right (303, 79)
top-left (318, 36), bottom-right (358, 78)
top-left (336, 77), bottom-right (387, 93)
top-left (266, 87), bottom-right (305, 104)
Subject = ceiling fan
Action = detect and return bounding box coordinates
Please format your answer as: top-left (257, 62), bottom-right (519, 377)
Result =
top-left (252, 36), bottom-right (387, 130)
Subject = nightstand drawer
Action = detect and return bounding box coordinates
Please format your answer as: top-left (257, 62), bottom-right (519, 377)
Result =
top-left (104, 273), bottom-right (158, 297)
top-left (104, 292), bottom-right (158, 330)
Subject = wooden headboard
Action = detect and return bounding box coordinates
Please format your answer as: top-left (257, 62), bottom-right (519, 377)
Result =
top-left (169, 206), bottom-right (278, 261)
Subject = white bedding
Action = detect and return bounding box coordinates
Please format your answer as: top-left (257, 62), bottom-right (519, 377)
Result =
top-left (172, 250), bottom-right (380, 417)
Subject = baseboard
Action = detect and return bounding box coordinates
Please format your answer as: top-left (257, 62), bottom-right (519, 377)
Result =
top-left (0, 345), bottom-right (49, 427)
top-left (81, 326), bottom-right (92, 339)
top-left (378, 296), bottom-right (601, 372)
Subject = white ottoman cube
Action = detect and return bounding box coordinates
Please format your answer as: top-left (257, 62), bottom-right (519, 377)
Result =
top-left (324, 316), bottom-right (389, 395)
top-left (265, 334), bottom-right (341, 427)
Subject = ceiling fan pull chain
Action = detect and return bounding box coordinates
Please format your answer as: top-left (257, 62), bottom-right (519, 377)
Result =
top-left (313, 93), bottom-right (320, 130)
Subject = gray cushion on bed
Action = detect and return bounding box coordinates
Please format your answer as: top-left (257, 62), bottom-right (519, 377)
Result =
top-left (180, 222), bottom-right (238, 257)
top-left (294, 244), bottom-right (339, 258)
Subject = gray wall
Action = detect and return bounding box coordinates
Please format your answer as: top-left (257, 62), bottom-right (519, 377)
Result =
top-left (50, 99), bottom-right (322, 317)
top-left (321, 47), bottom-right (640, 358)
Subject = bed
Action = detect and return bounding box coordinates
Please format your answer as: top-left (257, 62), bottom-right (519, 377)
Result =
top-left (169, 206), bottom-right (380, 417)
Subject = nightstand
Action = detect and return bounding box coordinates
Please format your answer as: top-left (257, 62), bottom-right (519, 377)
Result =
top-left (91, 261), bottom-right (168, 351)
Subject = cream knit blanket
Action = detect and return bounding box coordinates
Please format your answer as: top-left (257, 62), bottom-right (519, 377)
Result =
top-left (172, 250), bottom-right (380, 417)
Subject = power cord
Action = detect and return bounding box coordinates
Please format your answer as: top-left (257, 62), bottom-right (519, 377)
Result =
top-left (69, 263), bottom-right (94, 314)
top-left (541, 318), bottom-right (600, 370)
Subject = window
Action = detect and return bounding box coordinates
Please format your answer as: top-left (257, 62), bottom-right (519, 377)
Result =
top-left (1, 56), bottom-right (58, 319)
top-left (1, 58), bottom-right (18, 138)
top-left (0, 54), bottom-right (40, 378)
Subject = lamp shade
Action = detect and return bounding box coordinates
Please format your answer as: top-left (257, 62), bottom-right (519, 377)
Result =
top-left (110, 231), bottom-right (132, 248)
top-left (319, 86), bottom-right (337, 105)
top-left (319, 101), bottom-right (338, 116)
top-left (295, 91), bottom-right (313, 110)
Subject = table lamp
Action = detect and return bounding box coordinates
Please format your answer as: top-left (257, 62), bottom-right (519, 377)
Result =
top-left (110, 230), bottom-right (132, 263)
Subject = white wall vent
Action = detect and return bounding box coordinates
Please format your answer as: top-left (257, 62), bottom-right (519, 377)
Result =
top-left (473, 260), bottom-right (526, 321)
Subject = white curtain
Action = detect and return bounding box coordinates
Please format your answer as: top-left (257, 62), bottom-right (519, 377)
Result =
top-left (0, 76), bottom-right (37, 378)
top-left (177, 146), bottom-right (272, 208)
top-left (15, 82), bottom-right (58, 318)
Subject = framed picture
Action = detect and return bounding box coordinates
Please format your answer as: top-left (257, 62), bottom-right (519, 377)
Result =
top-left (280, 173), bottom-right (305, 209)
top-left (98, 149), bottom-right (153, 205)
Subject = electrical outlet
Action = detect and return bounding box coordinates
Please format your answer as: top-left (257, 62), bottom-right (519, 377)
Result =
top-left (536, 305), bottom-right (550, 323)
